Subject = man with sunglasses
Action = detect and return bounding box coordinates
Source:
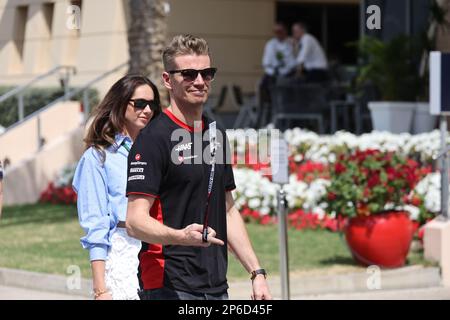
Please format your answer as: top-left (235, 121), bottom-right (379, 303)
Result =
top-left (126, 34), bottom-right (272, 300)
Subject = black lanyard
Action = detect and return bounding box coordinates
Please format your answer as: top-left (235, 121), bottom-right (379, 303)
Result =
top-left (202, 123), bottom-right (217, 243)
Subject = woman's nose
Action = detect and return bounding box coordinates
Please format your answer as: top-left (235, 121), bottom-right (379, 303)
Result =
top-left (143, 105), bottom-right (153, 116)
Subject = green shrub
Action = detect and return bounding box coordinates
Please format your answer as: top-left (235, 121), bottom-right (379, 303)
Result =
top-left (356, 35), bottom-right (423, 101)
top-left (0, 87), bottom-right (99, 128)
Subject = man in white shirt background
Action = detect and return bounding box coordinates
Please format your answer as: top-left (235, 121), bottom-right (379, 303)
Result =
top-left (259, 22), bottom-right (296, 126)
top-left (262, 22), bottom-right (296, 78)
top-left (292, 22), bottom-right (329, 83)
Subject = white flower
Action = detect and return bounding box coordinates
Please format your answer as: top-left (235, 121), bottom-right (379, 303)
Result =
top-left (402, 205), bottom-right (420, 221)
top-left (312, 206), bottom-right (326, 220)
top-left (244, 188), bottom-right (259, 198)
top-left (248, 198), bottom-right (261, 209)
top-left (284, 128), bottom-right (441, 166)
top-left (415, 173), bottom-right (442, 213)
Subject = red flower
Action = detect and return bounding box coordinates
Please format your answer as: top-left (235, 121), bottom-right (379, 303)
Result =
top-left (39, 181), bottom-right (77, 205)
top-left (334, 163), bottom-right (346, 174)
top-left (328, 192), bottom-right (337, 201)
top-left (367, 174), bottom-right (380, 188)
top-left (260, 215), bottom-right (273, 225)
top-left (324, 149), bottom-right (432, 219)
top-left (386, 167), bottom-right (396, 180)
top-left (411, 195), bottom-right (422, 207)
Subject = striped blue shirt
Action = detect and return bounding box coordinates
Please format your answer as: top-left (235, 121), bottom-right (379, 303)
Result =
top-left (72, 133), bottom-right (132, 261)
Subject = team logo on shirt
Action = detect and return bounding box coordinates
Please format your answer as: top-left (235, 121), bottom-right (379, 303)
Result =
top-left (135, 154), bottom-right (141, 161)
top-left (177, 153), bottom-right (198, 164)
top-left (175, 142), bottom-right (192, 152)
top-left (128, 175), bottom-right (145, 181)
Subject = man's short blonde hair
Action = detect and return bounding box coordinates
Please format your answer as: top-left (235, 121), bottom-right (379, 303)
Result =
top-left (162, 34), bottom-right (211, 71)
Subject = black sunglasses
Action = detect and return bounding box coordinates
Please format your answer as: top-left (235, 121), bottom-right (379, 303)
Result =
top-left (168, 67), bottom-right (217, 82)
top-left (129, 99), bottom-right (159, 111)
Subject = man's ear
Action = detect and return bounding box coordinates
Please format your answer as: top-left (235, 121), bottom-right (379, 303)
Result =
top-left (162, 72), bottom-right (172, 91)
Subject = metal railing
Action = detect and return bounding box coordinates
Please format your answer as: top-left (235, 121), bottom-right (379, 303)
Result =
top-left (1, 61), bottom-right (128, 152)
top-left (0, 65), bottom-right (77, 123)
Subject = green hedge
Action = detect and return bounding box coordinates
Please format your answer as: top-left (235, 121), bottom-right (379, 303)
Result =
top-left (0, 86), bottom-right (99, 128)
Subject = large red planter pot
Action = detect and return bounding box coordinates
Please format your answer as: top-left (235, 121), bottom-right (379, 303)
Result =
top-left (344, 211), bottom-right (414, 268)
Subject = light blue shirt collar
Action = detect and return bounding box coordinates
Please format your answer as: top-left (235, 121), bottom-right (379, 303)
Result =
top-left (110, 133), bottom-right (132, 152)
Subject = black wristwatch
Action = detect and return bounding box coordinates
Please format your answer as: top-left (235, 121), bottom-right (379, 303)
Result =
top-left (250, 269), bottom-right (267, 281)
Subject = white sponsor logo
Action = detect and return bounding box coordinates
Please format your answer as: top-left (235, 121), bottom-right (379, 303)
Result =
top-left (130, 167), bottom-right (144, 173)
top-left (128, 175), bottom-right (145, 181)
top-left (175, 142), bottom-right (192, 152)
top-left (131, 161), bottom-right (148, 166)
top-left (178, 155), bottom-right (198, 163)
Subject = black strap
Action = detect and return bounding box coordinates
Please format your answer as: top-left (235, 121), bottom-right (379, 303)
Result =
top-left (202, 125), bottom-right (217, 243)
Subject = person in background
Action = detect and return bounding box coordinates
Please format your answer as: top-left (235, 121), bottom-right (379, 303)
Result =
top-left (258, 22), bottom-right (296, 126)
top-left (262, 22), bottom-right (296, 78)
top-left (292, 22), bottom-right (329, 82)
top-left (72, 75), bottom-right (161, 300)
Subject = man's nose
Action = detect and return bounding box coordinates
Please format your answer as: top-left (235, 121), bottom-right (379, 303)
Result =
top-left (193, 73), bottom-right (206, 86)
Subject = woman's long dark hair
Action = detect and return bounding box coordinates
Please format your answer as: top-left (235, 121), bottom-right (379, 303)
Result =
top-left (84, 75), bottom-right (161, 160)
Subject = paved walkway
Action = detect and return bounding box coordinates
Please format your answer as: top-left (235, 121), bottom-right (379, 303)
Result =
top-left (297, 286), bottom-right (450, 300)
top-left (1, 285), bottom-right (449, 300)
top-left (0, 265), bottom-right (448, 300)
top-left (0, 285), bottom-right (87, 300)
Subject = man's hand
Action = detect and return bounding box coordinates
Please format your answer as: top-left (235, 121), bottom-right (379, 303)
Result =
top-left (181, 223), bottom-right (224, 247)
top-left (251, 275), bottom-right (272, 300)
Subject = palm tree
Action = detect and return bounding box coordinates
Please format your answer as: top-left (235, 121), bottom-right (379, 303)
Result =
top-left (127, 0), bottom-right (169, 104)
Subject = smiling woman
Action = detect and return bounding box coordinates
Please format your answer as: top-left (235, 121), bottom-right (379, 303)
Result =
top-left (72, 74), bottom-right (161, 300)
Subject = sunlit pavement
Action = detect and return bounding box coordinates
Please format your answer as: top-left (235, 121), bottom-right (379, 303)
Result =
top-left (296, 286), bottom-right (450, 300)
top-left (0, 285), bottom-right (88, 300)
top-left (1, 284), bottom-right (449, 300)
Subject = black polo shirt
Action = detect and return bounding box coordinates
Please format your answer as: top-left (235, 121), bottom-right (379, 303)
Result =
top-left (126, 109), bottom-right (236, 294)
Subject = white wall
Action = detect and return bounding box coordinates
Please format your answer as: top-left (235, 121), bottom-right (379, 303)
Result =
top-left (3, 125), bottom-right (85, 205)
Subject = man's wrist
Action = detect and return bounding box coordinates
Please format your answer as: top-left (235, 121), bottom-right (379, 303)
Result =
top-left (171, 228), bottom-right (185, 245)
top-left (253, 274), bottom-right (266, 281)
top-left (250, 268), bottom-right (267, 281)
